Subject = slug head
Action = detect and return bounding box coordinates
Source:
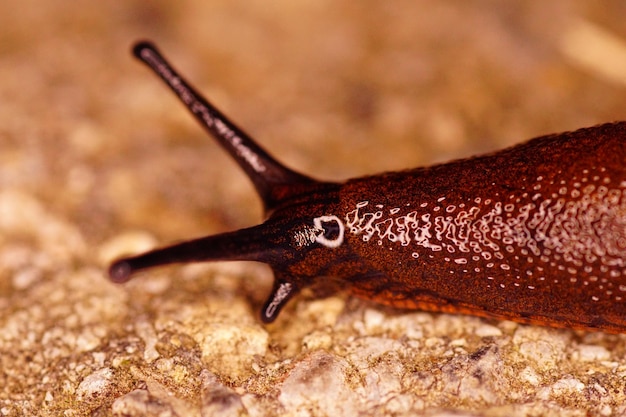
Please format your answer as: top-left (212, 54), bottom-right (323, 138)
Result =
top-left (109, 42), bottom-right (354, 322)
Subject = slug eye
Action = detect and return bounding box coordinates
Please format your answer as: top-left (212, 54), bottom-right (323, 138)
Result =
top-left (314, 215), bottom-right (345, 248)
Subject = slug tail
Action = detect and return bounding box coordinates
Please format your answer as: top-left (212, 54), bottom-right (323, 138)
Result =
top-left (132, 41), bottom-right (316, 212)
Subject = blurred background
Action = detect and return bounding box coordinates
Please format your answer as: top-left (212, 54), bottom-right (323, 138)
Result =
top-left (2, 1), bottom-right (626, 415)
top-left (2, 0), bottom-right (626, 246)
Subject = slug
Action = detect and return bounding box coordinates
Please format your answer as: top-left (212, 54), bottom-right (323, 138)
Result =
top-left (110, 41), bottom-right (626, 332)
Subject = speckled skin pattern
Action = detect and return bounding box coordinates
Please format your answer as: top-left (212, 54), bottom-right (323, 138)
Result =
top-left (337, 125), bottom-right (626, 331)
top-left (110, 42), bottom-right (626, 332)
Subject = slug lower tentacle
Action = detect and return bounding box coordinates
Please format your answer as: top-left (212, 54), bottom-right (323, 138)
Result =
top-left (110, 41), bottom-right (626, 332)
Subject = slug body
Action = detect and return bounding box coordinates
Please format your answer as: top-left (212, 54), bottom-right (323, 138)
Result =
top-left (111, 41), bottom-right (626, 332)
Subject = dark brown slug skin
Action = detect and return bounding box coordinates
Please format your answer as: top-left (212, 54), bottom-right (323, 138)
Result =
top-left (110, 41), bottom-right (626, 332)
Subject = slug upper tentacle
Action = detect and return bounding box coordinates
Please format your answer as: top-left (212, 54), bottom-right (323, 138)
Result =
top-left (131, 42), bottom-right (318, 213)
top-left (110, 41), bottom-right (626, 332)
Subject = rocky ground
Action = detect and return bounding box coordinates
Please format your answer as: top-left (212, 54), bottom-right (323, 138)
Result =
top-left (2, 1), bottom-right (626, 416)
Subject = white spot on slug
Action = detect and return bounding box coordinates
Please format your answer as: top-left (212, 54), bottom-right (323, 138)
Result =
top-left (293, 225), bottom-right (321, 248)
top-left (345, 166), bottom-right (626, 300)
top-left (314, 215), bottom-right (345, 248)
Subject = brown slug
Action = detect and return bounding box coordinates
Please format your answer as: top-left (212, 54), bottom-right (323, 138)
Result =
top-left (110, 41), bottom-right (626, 332)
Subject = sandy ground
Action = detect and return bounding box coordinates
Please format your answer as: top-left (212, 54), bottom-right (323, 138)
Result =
top-left (2, 1), bottom-right (626, 416)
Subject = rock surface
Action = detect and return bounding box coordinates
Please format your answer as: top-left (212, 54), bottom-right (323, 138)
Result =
top-left (2, 1), bottom-right (626, 416)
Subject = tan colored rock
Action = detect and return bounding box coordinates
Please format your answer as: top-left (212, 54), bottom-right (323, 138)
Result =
top-left (2, 2), bottom-right (626, 416)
